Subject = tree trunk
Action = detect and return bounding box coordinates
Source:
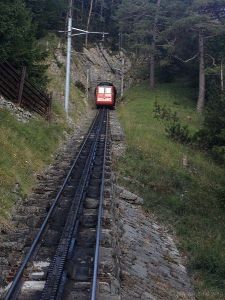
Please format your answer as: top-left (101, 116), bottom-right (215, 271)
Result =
top-left (197, 32), bottom-right (205, 113)
top-left (150, 55), bottom-right (155, 88)
top-left (221, 58), bottom-right (224, 92)
top-left (85, 0), bottom-right (94, 47)
top-left (100, 0), bottom-right (104, 19)
top-left (150, 0), bottom-right (161, 88)
top-left (120, 51), bottom-right (125, 97)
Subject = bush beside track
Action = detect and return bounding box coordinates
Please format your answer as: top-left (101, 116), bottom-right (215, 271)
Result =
top-left (117, 82), bottom-right (225, 300)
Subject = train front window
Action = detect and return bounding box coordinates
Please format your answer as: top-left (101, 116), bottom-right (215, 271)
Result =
top-left (105, 87), bottom-right (112, 94)
top-left (98, 87), bottom-right (105, 93)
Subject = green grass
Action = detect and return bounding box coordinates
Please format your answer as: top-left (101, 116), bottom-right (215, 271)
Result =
top-left (117, 82), bottom-right (225, 299)
top-left (0, 110), bottom-right (67, 219)
top-left (0, 34), bottom-right (87, 223)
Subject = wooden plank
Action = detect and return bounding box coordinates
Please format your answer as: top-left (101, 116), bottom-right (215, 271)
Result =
top-left (24, 81), bottom-right (50, 106)
top-left (22, 103), bottom-right (46, 116)
top-left (23, 85), bottom-right (49, 108)
top-left (0, 63), bottom-right (50, 118)
top-left (17, 66), bottom-right (26, 106)
top-left (22, 88), bottom-right (47, 112)
top-left (22, 93), bottom-right (47, 113)
top-left (0, 68), bottom-right (19, 90)
top-left (0, 68), bottom-right (47, 113)
top-left (0, 82), bottom-right (17, 102)
top-left (0, 76), bottom-right (46, 115)
top-left (0, 64), bottom-right (20, 83)
top-left (0, 73), bottom-right (18, 98)
top-left (0, 64), bottom-right (50, 107)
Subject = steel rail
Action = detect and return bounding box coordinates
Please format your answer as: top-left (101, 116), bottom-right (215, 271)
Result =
top-left (91, 107), bottom-right (109, 300)
top-left (41, 108), bottom-right (107, 299)
top-left (4, 110), bottom-right (100, 300)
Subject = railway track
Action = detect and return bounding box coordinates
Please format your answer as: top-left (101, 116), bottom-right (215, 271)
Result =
top-left (3, 108), bottom-right (110, 300)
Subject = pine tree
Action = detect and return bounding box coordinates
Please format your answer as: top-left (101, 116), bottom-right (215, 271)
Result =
top-left (165, 0), bottom-right (225, 112)
top-left (0, 0), bottom-right (47, 88)
top-left (25, 0), bottom-right (67, 37)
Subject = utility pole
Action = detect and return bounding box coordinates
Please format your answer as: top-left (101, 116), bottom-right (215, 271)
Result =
top-left (120, 51), bottom-right (125, 98)
top-left (62, 0), bottom-right (108, 118)
top-left (119, 32), bottom-right (123, 51)
top-left (65, 0), bottom-right (74, 117)
top-left (86, 67), bottom-right (90, 101)
top-left (119, 33), bottom-right (124, 98)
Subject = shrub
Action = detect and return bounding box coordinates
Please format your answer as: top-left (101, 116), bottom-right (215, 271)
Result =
top-left (153, 102), bottom-right (190, 144)
top-left (153, 101), bottom-right (178, 122)
top-left (194, 93), bottom-right (225, 163)
top-left (165, 121), bottom-right (191, 144)
top-left (75, 81), bottom-right (86, 93)
top-left (211, 146), bottom-right (225, 164)
top-left (216, 187), bottom-right (225, 211)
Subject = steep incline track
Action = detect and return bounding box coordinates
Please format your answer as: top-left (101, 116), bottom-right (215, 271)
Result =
top-left (4, 108), bottom-right (109, 300)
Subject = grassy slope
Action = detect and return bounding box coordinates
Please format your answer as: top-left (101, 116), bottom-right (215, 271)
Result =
top-left (0, 111), bottom-right (67, 219)
top-left (0, 35), bottom-right (87, 222)
top-left (117, 82), bottom-right (225, 300)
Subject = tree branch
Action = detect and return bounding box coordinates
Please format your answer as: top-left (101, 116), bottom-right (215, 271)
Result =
top-left (173, 53), bottom-right (199, 63)
top-left (206, 54), bottom-right (216, 66)
top-left (204, 34), bottom-right (218, 40)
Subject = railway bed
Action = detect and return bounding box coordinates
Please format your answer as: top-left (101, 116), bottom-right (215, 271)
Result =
top-left (0, 109), bottom-right (193, 299)
top-left (2, 108), bottom-right (112, 300)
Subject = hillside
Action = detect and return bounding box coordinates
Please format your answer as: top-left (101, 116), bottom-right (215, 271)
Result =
top-left (117, 82), bottom-right (225, 300)
top-left (0, 37), bottom-right (88, 225)
top-left (0, 34), bottom-right (130, 226)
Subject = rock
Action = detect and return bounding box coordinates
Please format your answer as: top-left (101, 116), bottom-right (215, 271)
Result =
top-left (120, 188), bottom-right (144, 205)
top-left (99, 282), bottom-right (111, 294)
top-left (141, 292), bottom-right (156, 300)
top-left (117, 195), bottom-right (195, 300)
top-left (121, 190), bottom-right (137, 201)
top-left (0, 96), bottom-right (34, 123)
top-left (114, 185), bottom-right (123, 194)
top-left (84, 197), bottom-right (99, 209)
top-left (12, 183), bottom-right (20, 194)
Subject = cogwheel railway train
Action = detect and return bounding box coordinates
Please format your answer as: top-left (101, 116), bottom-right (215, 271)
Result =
top-left (95, 82), bottom-right (117, 109)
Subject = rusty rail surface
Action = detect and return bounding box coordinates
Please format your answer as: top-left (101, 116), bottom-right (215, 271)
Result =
top-left (0, 62), bottom-right (52, 119)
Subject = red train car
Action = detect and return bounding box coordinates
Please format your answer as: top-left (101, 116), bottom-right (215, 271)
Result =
top-left (95, 82), bottom-right (116, 109)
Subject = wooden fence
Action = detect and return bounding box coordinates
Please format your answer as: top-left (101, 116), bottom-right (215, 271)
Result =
top-left (0, 62), bottom-right (52, 120)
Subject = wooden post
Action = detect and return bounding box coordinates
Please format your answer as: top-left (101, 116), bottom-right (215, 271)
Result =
top-left (120, 51), bottom-right (125, 97)
top-left (85, 0), bottom-right (94, 47)
top-left (221, 59), bottom-right (224, 92)
top-left (150, 0), bottom-right (161, 89)
top-left (86, 68), bottom-right (90, 101)
top-left (47, 92), bottom-right (53, 122)
top-left (197, 32), bottom-right (205, 113)
top-left (17, 66), bottom-right (26, 106)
